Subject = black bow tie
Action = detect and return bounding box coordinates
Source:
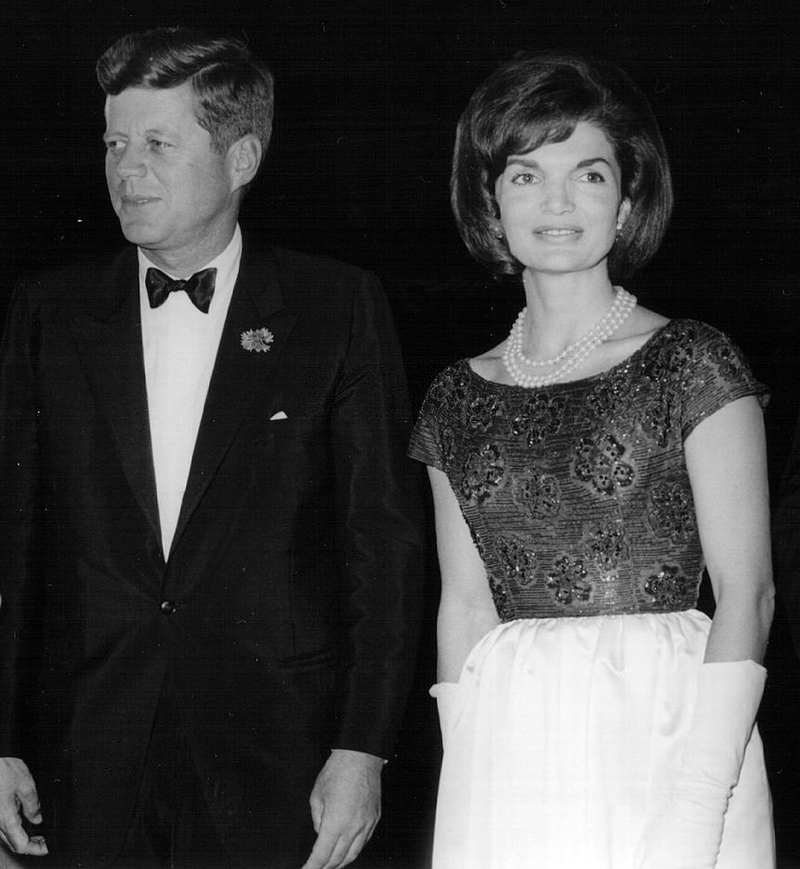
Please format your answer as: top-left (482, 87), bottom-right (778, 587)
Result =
top-left (145, 267), bottom-right (217, 314)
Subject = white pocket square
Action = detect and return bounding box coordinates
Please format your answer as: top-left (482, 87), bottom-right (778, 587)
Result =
top-left (270, 411), bottom-right (288, 421)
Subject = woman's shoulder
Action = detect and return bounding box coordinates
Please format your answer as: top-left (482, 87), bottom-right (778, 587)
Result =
top-left (427, 357), bottom-right (473, 385)
top-left (469, 341), bottom-right (507, 385)
top-left (583, 312), bottom-right (747, 387)
top-left (640, 315), bottom-right (744, 357)
top-left (419, 359), bottom-right (474, 406)
top-left (639, 314), bottom-right (769, 407)
top-left (623, 305), bottom-right (670, 336)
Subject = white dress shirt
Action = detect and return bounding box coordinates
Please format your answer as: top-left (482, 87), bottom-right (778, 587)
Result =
top-left (139, 225), bottom-right (242, 557)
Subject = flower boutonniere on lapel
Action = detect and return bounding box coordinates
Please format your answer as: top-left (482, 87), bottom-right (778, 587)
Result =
top-left (240, 328), bottom-right (275, 353)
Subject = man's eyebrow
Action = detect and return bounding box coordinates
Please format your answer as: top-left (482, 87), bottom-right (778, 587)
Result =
top-left (103, 125), bottom-right (179, 138)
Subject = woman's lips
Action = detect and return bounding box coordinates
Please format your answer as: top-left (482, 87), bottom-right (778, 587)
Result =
top-left (534, 226), bottom-right (583, 239)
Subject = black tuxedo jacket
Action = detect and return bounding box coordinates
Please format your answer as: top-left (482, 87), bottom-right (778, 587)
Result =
top-left (0, 240), bottom-right (423, 866)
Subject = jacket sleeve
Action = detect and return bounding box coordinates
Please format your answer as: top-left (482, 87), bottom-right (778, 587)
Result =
top-left (0, 282), bottom-right (41, 757)
top-left (329, 271), bottom-right (424, 759)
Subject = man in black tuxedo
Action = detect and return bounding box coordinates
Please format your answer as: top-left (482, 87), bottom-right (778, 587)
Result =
top-left (0, 28), bottom-right (422, 869)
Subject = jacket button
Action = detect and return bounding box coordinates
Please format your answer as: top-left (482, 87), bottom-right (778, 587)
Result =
top-left (160, 600), bottom-right (177, 614)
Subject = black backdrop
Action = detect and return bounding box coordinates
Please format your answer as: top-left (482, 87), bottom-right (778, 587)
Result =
top-left (1, 1), bottom-right (798, 866)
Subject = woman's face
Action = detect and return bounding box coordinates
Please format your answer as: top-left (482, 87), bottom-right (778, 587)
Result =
top-left (494, 121), bottom-right (630, 279)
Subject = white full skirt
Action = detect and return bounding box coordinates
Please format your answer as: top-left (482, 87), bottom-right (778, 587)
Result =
top-left (431, 611), bottom-right (774, 869)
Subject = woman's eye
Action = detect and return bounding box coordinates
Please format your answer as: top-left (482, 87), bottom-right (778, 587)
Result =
top-left (580, 170), bottom-right (606, 183)
top-left (511, 172), bottom-right (537, 185)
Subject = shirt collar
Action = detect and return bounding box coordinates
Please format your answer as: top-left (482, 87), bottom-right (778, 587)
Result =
top-left (137, 224), bottom-right (243, 317)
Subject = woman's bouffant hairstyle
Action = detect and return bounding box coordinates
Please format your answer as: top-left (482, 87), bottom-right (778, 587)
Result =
top-left (96, 28), bottom-right (274, 156)
top-left (452, 52), bottom-right (673, 280)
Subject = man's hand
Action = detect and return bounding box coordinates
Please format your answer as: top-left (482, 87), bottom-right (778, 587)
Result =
top-left (0, 758), bottom-right (47, 857)
top-left (301, 749), bottom-right (384, 869)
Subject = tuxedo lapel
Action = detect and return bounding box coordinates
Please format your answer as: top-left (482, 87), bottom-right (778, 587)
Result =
top-left (69, 249), bottom-right (162, 548)
top-left (171, 245), bottom-right (297, 555)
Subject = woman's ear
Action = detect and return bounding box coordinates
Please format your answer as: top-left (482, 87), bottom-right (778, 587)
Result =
top-left (617, 197), bottom-right (632, 229)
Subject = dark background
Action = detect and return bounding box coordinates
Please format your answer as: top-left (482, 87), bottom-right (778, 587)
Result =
top-left (1, 1), bottom-right (798, 866)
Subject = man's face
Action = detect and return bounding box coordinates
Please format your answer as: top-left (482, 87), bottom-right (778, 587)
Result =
top-left (104, 82), bottom-right (238, 269)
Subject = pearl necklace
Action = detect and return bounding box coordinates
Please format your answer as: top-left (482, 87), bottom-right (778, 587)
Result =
top-left (502, 287), bottom-right (637, 388)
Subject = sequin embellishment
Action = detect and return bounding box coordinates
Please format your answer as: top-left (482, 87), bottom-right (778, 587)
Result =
top-left (459, 443), bottom-right (505, 504)
top-left (510, 393), bottom-right (567, 447)
top-left (709, 336), bottom-right (744, 380)
top-left (573, 434), bottom-right (634, 496)
top-left (643, 564), bottom-right (695, 610)
top-left (466, 393), bottom-right (506, 432)
top-left (512, 468), bottom-right (561, 520)
top-left (582, 519), bottom-right (629, 575)
top-left (547, 555), bottom-right (592, 605)
top-left (648, 481), bottom-right (696, 543)
top-left (496, 535), bottom-right (538, 586)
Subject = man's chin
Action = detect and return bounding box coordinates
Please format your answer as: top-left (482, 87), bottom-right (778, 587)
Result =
top-left (117, 224), bottom-right (164, 249)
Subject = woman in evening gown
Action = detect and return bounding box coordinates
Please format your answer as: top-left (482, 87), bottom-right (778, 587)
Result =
top-left (409, 52), bottom-right (774, 868)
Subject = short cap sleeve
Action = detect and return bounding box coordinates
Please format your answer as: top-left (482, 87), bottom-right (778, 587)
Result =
top-left (408, 365), bottom-right (462, 472)
top-left (677, 321), bottom-right (769, 441)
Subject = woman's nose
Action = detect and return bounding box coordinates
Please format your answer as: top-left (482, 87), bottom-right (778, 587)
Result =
top-left (542, 180), bottom-right (574, 215)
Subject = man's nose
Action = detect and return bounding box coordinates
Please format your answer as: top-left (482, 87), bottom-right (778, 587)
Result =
top-left (114, 144), bottom-right (147, 179)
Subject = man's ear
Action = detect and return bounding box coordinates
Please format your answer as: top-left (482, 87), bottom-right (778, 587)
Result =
top-left (228, 134), bottom-right (263, 192)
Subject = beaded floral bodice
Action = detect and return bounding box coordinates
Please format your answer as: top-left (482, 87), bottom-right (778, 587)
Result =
top-left (409, 320), bottom-right (768, 620)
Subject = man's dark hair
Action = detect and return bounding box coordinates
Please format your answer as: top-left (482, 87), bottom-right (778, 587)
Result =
top-left (451, 52), bottom-right (673, 281)
top-left (97, 27), bottom-right (274, 155)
